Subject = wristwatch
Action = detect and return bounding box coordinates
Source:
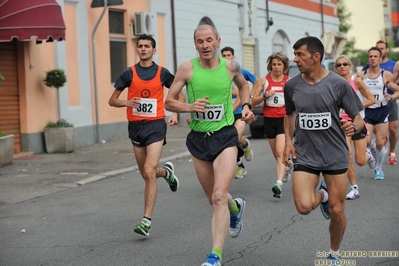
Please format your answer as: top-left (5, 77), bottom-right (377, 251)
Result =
top-left (242, 102), bottom-right (253, 110)
top-left (250, 94), bottom-right (254, 99)
top-left (353, 123), bottom-right (358, 133)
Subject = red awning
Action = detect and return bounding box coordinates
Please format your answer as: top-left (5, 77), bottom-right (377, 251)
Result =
top-left (0, 0), bottom-right (66, 42)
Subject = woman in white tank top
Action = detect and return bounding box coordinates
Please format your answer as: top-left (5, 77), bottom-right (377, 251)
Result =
top-left (335, 55), bottom-right (376, 200)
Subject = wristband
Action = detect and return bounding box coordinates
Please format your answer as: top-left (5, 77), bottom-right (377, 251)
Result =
top-left (242, 102), bottom-right (253, 110)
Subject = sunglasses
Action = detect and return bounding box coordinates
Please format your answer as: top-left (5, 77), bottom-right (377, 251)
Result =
top-left (377, 39), bottom-right (387, 44)
top-left (336, 62), bottom-right (350, 67)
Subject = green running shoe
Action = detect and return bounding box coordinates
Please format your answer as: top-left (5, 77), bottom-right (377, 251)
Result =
top-left (134, 220), bottom-right (150, 237)
top-left (272, 183), bottom-right (282, 198)
top-left (164, 162), bottom-right (179, 192)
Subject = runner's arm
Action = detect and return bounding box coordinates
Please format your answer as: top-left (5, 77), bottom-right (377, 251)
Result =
top-left (354, 77), bottom-right (376, 108)
top-left (250, 77), bottom-right (266, 106)
top-left (165, 62), bottom-right (209, 113)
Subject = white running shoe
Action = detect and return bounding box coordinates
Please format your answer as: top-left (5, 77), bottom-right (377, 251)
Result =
top-left (229, 197), bottom-right (246, 238)
top-left (283, 159), bottom-right (293, 182)
top-left (243, 138), bottom-right (253, 161)
top-left (235, 166), bottom-right (247, 179)
top-left (346, 187), bottom-right (360, 200)
top-left (366, 148), bottom-right (376, 169)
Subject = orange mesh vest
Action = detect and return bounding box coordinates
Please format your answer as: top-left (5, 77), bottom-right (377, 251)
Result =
top-left (126, 65), bottom-right (165, 121)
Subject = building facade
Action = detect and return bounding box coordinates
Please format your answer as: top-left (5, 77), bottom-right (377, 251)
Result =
top-left (0, 0), bottom-right (339, 154)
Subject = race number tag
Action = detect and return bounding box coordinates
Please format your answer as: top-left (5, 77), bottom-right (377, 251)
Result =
top-left (194, 104), bottom-right (224, 121)
top-left (373, 91), bottom-right (384, 103)
top-left (266, 92), bottom-right (285, 107)
top-left (133, 98), bottom-right (157, 117)
top-left (299, 112), bottom-right (332, 130)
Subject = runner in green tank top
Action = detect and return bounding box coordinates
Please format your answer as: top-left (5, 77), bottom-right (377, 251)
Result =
top-left (187, 57), bottom-right (234, 132)
top-left (165, 25), bottom-right (254, 266)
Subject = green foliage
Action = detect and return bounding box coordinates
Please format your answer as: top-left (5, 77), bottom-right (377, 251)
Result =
top-left (45, 119), bottom-right (73, 128)
top-left (0, 74), bottom-right (4, 86)
top-left (0, 131), bottom-right (7, 137)
top-left (354, 51), bottom-right (369, 66)
top-left (338, 0), bottom-right (358, 57)
top-left (43, 69), bottom-right (67, 89)
top-left (338, 0), bottom-right (352, 33)
top-left (342, 37), bottom-right (356, 56)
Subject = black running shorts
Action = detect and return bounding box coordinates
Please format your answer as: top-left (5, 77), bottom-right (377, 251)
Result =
top-left (293, 164), bottom-right (347, 175)
top-left (186, 125), bottom-right (243, 162)
top-left (263, 117), bottom-right (284, 139)
top-left (128, 119), bottom-right (166, 147)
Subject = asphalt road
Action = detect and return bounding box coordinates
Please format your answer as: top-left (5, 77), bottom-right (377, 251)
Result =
top-left (0, 137), bottom-right (398, 266)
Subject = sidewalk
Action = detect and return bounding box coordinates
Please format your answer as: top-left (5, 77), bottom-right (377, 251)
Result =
top-left (0, 125), bottom-right (192, 205)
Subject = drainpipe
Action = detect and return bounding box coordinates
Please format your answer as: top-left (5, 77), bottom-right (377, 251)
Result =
top-left (320, 0), bottom-right (325, 38)
top-left (91, 1), bottom-right (108, 143)
top-left (170, 0), bottom-right (177, 73)
top-left (265, 0), bottom-right (272, 32)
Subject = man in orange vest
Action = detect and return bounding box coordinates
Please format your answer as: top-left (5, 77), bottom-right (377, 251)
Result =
top-left (108, 34), bottom-right (185, 237)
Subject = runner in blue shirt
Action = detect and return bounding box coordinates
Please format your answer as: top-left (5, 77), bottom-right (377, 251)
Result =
top-left (221, 47), bottom-right (257, 179)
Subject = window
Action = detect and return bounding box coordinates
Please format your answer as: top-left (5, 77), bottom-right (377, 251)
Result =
top-left (109, 10), bottom-right (126, 83)
top-left (110, 41), bottom-right (127, 82)
top-left (109, 10), bottom-right (124, 34)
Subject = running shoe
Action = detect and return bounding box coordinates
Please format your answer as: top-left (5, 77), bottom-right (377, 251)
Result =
top-left (164, 162), bottom-right (179, 192)
top-left (229, 197), bottom-right (246, 238)
top-left (366, 148), bottom-right (376, 169)
top-left (374, 167), bottom-right (385, 180)
top-left (201, 253), bottom-right (221, 266)
top-left (369, 138), bottom-right (377, 155)
top-left (134, 220), bottom-right (151, 237)
top-left (272, 183), bottom-right (282, 198)
top-left (243, 138), bottom-right (254, 161)
top-left (319, 181), bottom-right (331, 220)
top-left (327, 254), bottom-right (341, 264)
top-left (235, 166), bottom-right (247, 179)
top-left (388, 152), bottom-right (397, 165)
top-left (346, 187), bottom-right (360, 200)
top-left (283, 159), bottom-right (293, 183)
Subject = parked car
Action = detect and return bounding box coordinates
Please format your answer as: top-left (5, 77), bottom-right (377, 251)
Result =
top-left (249, 59), bottom-right (336, 138)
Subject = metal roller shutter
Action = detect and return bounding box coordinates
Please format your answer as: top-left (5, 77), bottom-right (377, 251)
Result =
top-left (0, 41), bottom-right (21, 153)
top-left (242, 44), bottom-right (255, 74)
top-left (242, 43), bottom-right (256, 89)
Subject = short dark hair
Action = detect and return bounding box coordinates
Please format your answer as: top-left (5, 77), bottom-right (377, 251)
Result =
top-left (368, 46), bottom-right (382, 57)
top-left (376, 39), bottom-right (388, 48)
top-left (137, 34), bottom-right (156, 48)
top-left (293, 36), bottom-right (324, 61)
top-left (221, 46), bottom-right (234, 55)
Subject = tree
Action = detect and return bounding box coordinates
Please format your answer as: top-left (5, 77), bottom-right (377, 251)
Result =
top-left (338, 0), bottom-right (357, 57)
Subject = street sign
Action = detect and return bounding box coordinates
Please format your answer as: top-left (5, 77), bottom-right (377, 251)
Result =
top-left (91, 0), bottom-right (123, 8)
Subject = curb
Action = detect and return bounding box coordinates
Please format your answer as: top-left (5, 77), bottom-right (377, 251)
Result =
top-left (74, 150), bottom-right (191, 186)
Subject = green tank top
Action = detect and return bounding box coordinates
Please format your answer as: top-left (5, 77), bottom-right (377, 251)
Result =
top-left (187, 57), bottom-right (234, 132)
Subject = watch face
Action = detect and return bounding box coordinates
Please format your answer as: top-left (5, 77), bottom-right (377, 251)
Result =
top-left (250, 95), bottom-right (254, 99)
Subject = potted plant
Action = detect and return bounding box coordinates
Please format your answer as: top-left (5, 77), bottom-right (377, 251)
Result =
top-left (42, 69), bottom-right (74, 153)
top-left (0, 131), bottom-right (14, 167)
top-left (44, 119), bottom-right (76, 153)
top-left (43, 68), bottom-right (67, 120)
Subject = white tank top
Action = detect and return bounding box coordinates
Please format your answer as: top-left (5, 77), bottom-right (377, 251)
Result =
top-left (364, 70), bottom-right (387, 109)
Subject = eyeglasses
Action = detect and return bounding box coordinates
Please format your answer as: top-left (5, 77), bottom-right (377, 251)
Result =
top-left (336, 62), bottom-right (350, 67)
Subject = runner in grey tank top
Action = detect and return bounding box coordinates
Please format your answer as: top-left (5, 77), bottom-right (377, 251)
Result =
top-left (283, 36), bottom-right (364, 263)
top-left (285, 71), bottom-right (364, 170)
